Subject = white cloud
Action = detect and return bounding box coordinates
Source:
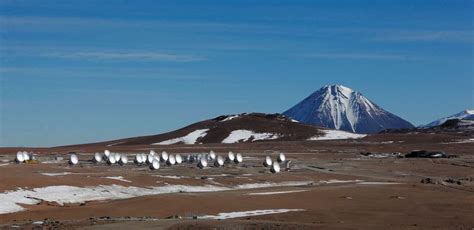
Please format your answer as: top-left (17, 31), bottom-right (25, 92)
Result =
top-left (42, 51), bottom-right (204, 62)
top-left (371, 30), bottom-right (473, 43)
top-left (306, 53), bottom-right (409, 60)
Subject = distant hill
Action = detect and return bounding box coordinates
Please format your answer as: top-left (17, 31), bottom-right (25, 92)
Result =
top-left (421, 109), bottom-right (474, 128)
top-left (67, 113), bottom-right (364, 147)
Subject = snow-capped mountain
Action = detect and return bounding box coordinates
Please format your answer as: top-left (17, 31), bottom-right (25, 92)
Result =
top-left (422, 109), bottom-right (474, 128)
top-left (283, 85), bottom-right (414, 134)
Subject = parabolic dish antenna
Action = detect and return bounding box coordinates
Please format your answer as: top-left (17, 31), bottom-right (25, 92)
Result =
top-left (209, 150), bottom-right (216, 160)
top-left (263, 156), bottom-right (272, 167)
top-left (234, 153), bottom-right (243, 164)
top-left (277, 152), bottom-right (286, 163)
top-left (114, 153), bottom-right (121, 162)
top-left (214, 155), bottom-right (224, 167)
top-left (175, 154), bottom-right (183, 164)
top-left (271, 162), bottom-right (281, 173)
top-left (150, 160), bottom-right (160, 170)
top-left (93, 153), bottom-right (102, 163)
top-left (167, 155), bottom-right (176, 166)
top-left (150, 150), bottom-right (156, 156)
top-left (119, 155), bottom-right (128, 165)
top-left (69, 154), bottom-right (79, 165)
top-left (15, 151), bottom-right (25, 163)
top-left (161, 151), bottom-right (169, 162)
top-left (227, 151), bottom-right (235, 162)
top-left (107, 154), bottom-right (116, 165)
top-left (104, 150), bottom-right (111, 157)
top-left (198, 158), bottom-right (208, 169)
top-left (135, 154), bottom-right (141, 164)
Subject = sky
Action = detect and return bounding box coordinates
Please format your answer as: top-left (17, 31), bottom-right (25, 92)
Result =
top-left (0, 0), bottom-right (473, 147)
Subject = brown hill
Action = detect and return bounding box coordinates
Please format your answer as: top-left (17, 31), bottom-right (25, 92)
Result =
top-left (66, 113), bottom-right (327, 147)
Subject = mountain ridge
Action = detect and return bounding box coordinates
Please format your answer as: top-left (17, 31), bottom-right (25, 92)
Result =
top-left (283, 85), bottom-right (414, 134)
top-left (422, 109), bottom-right (474, 128)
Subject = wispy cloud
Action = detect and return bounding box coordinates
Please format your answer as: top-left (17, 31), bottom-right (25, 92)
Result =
top-left (371, 30), bottom-right (474, 43)
top-left (306, 53), bottom-right (417, 60)
top-left (0, 46), bottom-right (205, 62)
top-left (42, 51), bottom-right (204, 62)
top-left (0, 66), bottom-right (209, 80)
top-left (0, 15), bottom-right (271, 31)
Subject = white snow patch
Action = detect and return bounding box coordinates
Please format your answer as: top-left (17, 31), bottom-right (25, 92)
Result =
top-left (104, 176), bottom-right (131, 183)
top-left (106, 141), bottom-right (126, 147)
top-left (222, 130), bottom-right (281, 144)
top-left (234, 181), bottom-right (311, 189)
top-left (41, 172), bottom-right (74, 176)
top-left (200, 209), bottom-right (305, 220)
top-left (221, 115), bottom-right (241, 122)
top-left (41, 160), bottom-right (62, 164)
top-left (153, 129), bottom-right (209, 145)
top-left (320, 179), bottom-right (364, 184)
top-left (442, 138), bottom-right (474, 144)
top-left (247, 190), bottom-right (308, 195)
top-left (0, 181), bottom-right (313, 214)
top-left (357, 182), bottom-right (402, 185)
top-left (0, 163), bottom-right (10, 167)
top-left (308, 130), bottom-right (366, 141)
top-left (152, 175), bottom-right (183, 179)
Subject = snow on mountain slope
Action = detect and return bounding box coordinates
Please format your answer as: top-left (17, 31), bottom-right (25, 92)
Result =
top-left (153, 129), bottom-right (209, 145)
top-left (308, 130), bottom-right (366, 140)
top-left (222, 130), bottom-right (281, 143)
top-left (422, 109), bottom-right (474, 128)
top-left (283, 85), bottom-right (414, 134)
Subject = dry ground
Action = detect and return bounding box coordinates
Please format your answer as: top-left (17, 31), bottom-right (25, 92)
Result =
top-left (0, 133), bottom-right (473, 229)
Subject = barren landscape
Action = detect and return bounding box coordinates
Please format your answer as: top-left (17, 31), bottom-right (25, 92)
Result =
top-left (1, 132), bottom-right (473, 229)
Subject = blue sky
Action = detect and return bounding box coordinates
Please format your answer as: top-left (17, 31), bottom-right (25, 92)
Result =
top-left (0, 0), bottom-right (473, 147)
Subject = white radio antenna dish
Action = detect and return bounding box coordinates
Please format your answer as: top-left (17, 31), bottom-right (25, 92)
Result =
top-left (198, 158), bottom-right (208, 169)
top-left (15, 151), bottom-right (25, 163)
top-left (150, 150), bottom-right (156, 156)
top-left (134, 154), bottom-right (141, 164)
top-left (167, 155), bottom-right (176, 166)
top-left (209, 150), bottom-right (216, 160)
top-left (277, 152), bottom-right (286, 163)
top-left (175, 154), bottom-right (183, 164)
top-left (104, 150), bottom-right (111, 157)
top-left (214, 155), bottom-right (224, 167)
top-left (150, 160), bottom-right (160, 170)
top-left (93, 153), bottom-right (102, 163)
top-left (161, 151), bottom-right (169, 162)
top-left (119, 155), bottom-right (128, 165)
top-left (69, 154), bottom-right (79, 165)
top-left (114, 153), bottom-right (121, 162)
top-left (226, 151), bottom-right (235, 163)
top-left (270, 162), bottom-right (280, 173)
top-left (107, 154), bottom-right (116, 165)
top-left (263, 156), bottom-right (272, 167)
top-left (234, 153), bottom-right (243, 164)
